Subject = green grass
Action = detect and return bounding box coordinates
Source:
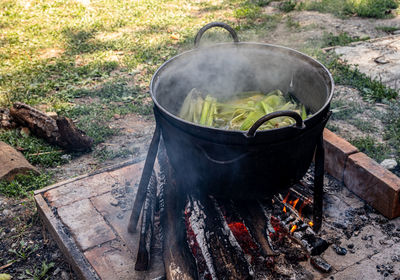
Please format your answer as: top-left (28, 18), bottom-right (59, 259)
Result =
top-left (376, 26), bottom-right (400, 33)
top-left (349, 136), bottom-right (389, 162)
top-left (321, 32), bottom-right (370, 47)
top-left (303, 0), bottom-right (399, 18)
top-left (0, 129), bottom-right (68, 167)
top-left (0, 172), bottom-right (53, 197)
top-left (279, 0), bottom-right (297, 13)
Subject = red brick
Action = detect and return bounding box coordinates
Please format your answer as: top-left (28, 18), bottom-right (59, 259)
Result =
top-left (323, 129), bottom-right (358, 181)
top-left (57, 199), bottom-right (116, 251)
top-left (344, 152), bottom-right (400, 219)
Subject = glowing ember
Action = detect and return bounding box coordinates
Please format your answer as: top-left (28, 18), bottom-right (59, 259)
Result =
top-left (308, 221), bottom-right (314, 227)
top-left (228, 222), bottom-right (260, 264)
top-left (283, 206), bottom-right (287, 213)
top-left (290, 224), bottom-right (297, 233)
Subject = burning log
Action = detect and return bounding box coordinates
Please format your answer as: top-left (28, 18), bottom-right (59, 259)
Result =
top-left (135, 171), bottom-right (157, 271)
top-left (9, 102), bottom-right (93, 151)
top-left (185, 195), bottom-right (253, 280)
top-left (216, 199), bottom-right (274, 267)
top-left (238, 201), bottom-right (278, 258)
top-left (158, 142), bottom-right (198, 280)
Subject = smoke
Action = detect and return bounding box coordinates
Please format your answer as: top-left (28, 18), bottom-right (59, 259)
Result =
top-left (152, 43), bottom-right (332, 117)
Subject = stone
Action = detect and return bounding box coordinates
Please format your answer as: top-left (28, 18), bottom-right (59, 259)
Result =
top-left (380, 159), bottom-right (398, 170)
top-left (2, 209), bottom-right (12, 217)
top-left (343, 152), bottom-right (400, 219)
top-left (0, 141), bottom-right (38, 181)
top-left (57, 199), bottom-right (116, 251)
top-left (323, 129), bottom-right (358, 181)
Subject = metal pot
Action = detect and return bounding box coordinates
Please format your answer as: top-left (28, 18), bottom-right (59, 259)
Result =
top-left (128, 22), bottom-right (334, 232)
top-left (150, 22), bottom-right (333, 198)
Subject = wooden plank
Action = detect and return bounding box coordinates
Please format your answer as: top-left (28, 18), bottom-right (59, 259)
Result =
top-left (35, 194), bottom-right (100, 280)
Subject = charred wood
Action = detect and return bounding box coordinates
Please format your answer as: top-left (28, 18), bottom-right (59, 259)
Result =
top-left (310, 256), bottom-right (332, 273)
top-left (236, 201), bottom-right (278, 258)
top-left (135, 171), bottom-right (157, 271)
top-left (158, 143), bottom-right (197, 280)
top-left (9, 102), bottom-right (93, 151)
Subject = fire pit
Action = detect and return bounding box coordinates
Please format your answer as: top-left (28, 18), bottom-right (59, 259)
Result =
top-left (128, 22), bottom-right (334, 234)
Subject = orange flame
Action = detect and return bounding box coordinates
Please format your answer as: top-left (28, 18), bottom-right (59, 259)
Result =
top-left (308, 221), bottom-right (314, 227)
top-left (292, 198), bottom-right (300, 209)
top-left (283, 192), bottom-right (290, 204)
top-left (290, 224), bottom-right (297, 233)
top-left (283, 206), bottom-right (287, 213)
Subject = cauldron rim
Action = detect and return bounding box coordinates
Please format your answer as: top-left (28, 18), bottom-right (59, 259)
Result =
top-left (150, 42), bottom-right (334, 136)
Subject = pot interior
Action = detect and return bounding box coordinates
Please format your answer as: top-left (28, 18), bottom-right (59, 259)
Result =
top-left (152, 43), bottom-right (333, 121)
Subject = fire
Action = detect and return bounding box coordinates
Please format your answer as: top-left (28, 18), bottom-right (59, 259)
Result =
top-left (308, 221), bottom-right (314, 227)
top-left (283, 192), bottom-right (290, 204)
top-left (292, 198), bottom-right (300, 209)
top-left (290, 224), bottom-right (297, 233)
top-left (283, 206), bottom-right (287, 213)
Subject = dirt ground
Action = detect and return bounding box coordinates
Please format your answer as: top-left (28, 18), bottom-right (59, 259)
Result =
top-left (2, 4), bottom-right (400, 279)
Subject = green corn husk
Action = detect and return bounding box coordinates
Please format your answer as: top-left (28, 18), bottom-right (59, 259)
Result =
top-left (179, 90), bottom-right (193, 120)
top-left (179, 88), bottom-right (309, 131)
top-left (199, 95), bottom-right (212, 125)
top-left (301, 104), bottom-right (307, 120)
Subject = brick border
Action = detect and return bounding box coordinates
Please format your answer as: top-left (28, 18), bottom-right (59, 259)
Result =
top-left (323, 129), bottom-right (400, 219)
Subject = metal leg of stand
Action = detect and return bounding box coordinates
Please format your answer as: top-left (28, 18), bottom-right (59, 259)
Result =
top-left (128, 124), bottom-right (161, 233)
top-left (313, 134), bottom-right (324, 232)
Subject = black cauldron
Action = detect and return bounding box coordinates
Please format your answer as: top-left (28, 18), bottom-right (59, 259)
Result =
top-left (150, 22), bottom-right (333, 198)
top-left (128, 22), bottom-right (333, 233)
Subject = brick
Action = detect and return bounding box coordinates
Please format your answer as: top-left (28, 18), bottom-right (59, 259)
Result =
top-left (344, 152), bottom-right (400, 219)
top-left (58, 199), bottom-right (116, 251)
top-left (84, 240), bottom-right (163, 280)
top-left (44, 172), bottom-right (115, 208)
top-left (323, 129), bottom-right (358, 181)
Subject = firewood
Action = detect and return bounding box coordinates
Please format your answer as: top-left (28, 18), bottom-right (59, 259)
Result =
top-left (0, 141), bottom-right (39, 181)
top-left (9, 102), bottom-right (93, 151)
top-left (135, 171), bottom-right (157, 271)
top-left (158, 142), bottom-right (197, 280)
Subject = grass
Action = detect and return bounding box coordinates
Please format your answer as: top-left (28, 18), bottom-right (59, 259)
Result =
top-left (0, 172), bottom-right (53, 197)
top-left (321, 32), bottom-right (370, 47)
top-left (0, 129), bottom-right (68, 167)
top-left (375, 26), bottom-right (400, 33)
top-left (349, 136), bottom-right (389, 162)
top-left (302, 0), bottom-right (399, 18)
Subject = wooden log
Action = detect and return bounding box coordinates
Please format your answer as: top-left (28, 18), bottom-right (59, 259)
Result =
top-left (135, 171), bottom-right (157, 271)
top-left (9, 102), bottom-right (93, 151)
top-left (158, 142), bottom-right (197, 280)
top-left (0, 141), bottom-right (39, 181)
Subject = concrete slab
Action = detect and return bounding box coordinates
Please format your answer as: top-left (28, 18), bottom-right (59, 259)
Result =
top-left (333, 35), bottom-right (400, 90)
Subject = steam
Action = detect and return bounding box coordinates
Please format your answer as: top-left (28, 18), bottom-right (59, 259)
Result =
top-left (152, 43), bottom-right (331, 117)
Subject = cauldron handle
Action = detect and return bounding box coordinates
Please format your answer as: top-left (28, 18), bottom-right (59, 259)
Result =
top-left (246, 110), bottom-right (305, 137)
top-left (194, 22), bottom-right (239, 47)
